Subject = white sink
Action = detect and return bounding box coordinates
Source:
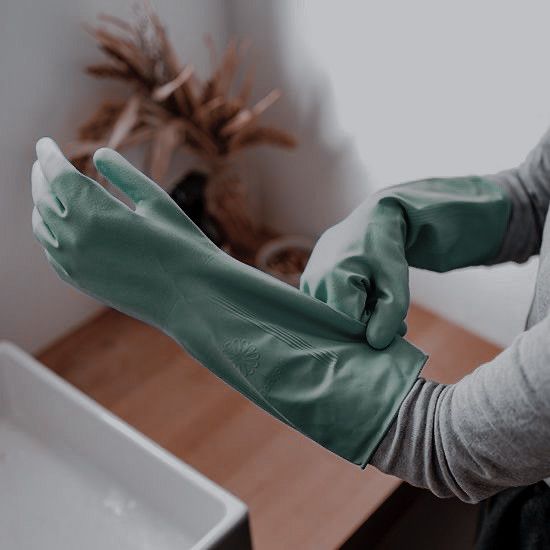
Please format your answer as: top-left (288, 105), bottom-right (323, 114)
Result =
top-left (0, 342), bottom-right (250, 550)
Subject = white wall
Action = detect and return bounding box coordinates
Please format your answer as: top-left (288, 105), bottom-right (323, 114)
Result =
top-left (0, 0), bottom-right (227, 352)
top-left (227, 0), bottom-right (548, 347)
top-left (3, 1), bottom-right (547, 352)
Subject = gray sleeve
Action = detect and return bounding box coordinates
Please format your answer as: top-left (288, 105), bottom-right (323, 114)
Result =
top-left (370, 313), bottom-right (550, 503)
top-left (485, 128), bottom-right (550, 264)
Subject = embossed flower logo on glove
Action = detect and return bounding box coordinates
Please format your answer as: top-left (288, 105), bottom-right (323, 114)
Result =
top-left (222, 338), bottom-right (260, 378)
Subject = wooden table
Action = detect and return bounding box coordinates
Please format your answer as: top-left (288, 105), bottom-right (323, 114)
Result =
top-left (38, 304), bottom-right (500, 549)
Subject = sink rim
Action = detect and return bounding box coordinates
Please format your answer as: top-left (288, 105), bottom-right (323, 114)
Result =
top-left (0, 340), bottom-right (248, 550)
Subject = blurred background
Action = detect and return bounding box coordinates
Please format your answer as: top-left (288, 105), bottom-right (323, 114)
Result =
top-left (1, 0), bottom-right (544, 353)
top-left (1, 1), bottom-right (549, 548)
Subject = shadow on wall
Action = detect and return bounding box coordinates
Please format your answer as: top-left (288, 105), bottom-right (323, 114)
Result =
top-left (227, 2), bottom-right (372, 237)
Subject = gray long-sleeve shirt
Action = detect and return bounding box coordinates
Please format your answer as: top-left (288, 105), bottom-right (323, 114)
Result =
top-left (371, 128), bottom-right (550, 503)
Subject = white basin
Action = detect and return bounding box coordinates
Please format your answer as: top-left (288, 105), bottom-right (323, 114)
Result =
top-left (0, 342), bottom-right (250, 550)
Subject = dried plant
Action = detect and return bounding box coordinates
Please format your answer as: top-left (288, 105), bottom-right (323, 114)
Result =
top-left (69, 3), bottom-right (296, 185)
top-left (68, 3), bottom-right (296, 257)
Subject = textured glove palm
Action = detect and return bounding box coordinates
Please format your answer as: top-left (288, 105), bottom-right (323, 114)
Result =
top-left (31, 138), bottom-right (426, 467)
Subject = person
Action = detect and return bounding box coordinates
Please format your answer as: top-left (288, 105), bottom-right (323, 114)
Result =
top-left (300, 128), bottom-right (550, 548)
top-left (32, 129), bottom-right (550, 549)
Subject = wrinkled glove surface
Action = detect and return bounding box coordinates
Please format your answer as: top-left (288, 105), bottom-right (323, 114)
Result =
top-left (301, 177), bottom-right (511, 349)
top-left (32, 138), bottom-right (427, 466)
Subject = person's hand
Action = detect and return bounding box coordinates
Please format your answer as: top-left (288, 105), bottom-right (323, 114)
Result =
top-left (31, 137), bottom-right (427, 467)
top-left (31, 137), bottom-right (218, 327)
top-left (301, 175), bottom-right (513, 350)
top-left (300, 198), bottom-right (409, 350)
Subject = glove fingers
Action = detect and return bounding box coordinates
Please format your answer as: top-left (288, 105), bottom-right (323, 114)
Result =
top-left (32, 207), bottom-right (58, 250)
top-left (44, 249), bottom-right (70, 282)
top-left (365, 275), bottom-right (409, 349)
top-left (398, 320), bottom-right (407, 337)
top-left (36, 138), bottom-right (92, 203)
top-left (32, 160), bottom-right (66, 224)
top-left (307, 271), bottom-right (370, 322)
top-left (366, 300), bottom-right (406, 349)
top-left (93, 147), bottom-right (166, 207)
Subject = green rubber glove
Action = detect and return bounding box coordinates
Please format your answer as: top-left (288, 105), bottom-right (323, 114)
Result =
top-left (301, 177), bottom-right (511, 349)
top-left (31, 138), bottom-right (427, 467)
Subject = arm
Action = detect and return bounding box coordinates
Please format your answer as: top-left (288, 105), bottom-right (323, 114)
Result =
top-left (371, 313), bottom-right (550, 503)
top-left (301, 127), bottom-right (550, 349)
top-left (31, 139), bottom-right (427, 468)
top-left (486, 127), bottom-right (550, 264)
top-left (301, 176), bottom-right (511, 349)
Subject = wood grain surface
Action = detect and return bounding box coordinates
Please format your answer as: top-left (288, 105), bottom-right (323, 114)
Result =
top-left (38, 303), bottom-right (501, 549)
